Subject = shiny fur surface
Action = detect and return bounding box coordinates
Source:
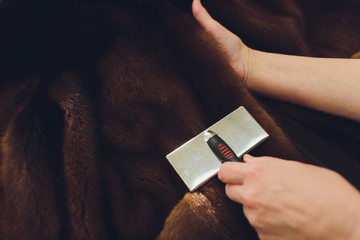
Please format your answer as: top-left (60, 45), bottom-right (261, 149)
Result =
top-left (0, 0), bottom-right (359, 239)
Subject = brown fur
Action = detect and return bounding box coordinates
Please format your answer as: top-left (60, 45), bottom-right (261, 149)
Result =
top-left (0, 0), bottom-right (359, 239)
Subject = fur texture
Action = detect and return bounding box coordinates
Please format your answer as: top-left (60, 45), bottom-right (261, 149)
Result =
top-left (0, 0), bottom-right (359, 239)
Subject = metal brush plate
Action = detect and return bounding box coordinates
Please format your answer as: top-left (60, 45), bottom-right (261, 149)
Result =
top-left (166, 106), bottom-right (269, 191)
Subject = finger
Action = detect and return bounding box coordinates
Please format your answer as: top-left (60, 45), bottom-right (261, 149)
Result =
top-left (244, 154), bottom-right (279, 163)
top-left (225, 183), bottom-right (245, 204)
top-left (218, 162), bottom-right (248, 184)
top-left (192, 0), bottom-right (236, 42)
top-left (243, 154), bottom-right (257, 163)
top-left (242, 206), bottom-right (260, 231)
top-left (192, 0), bottom-right (214, 29)
top-left (242, 205), bottom-right (252, 223)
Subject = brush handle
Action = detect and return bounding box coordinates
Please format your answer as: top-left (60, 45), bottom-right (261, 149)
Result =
top-left (206, 134), bottom-right (242, 163)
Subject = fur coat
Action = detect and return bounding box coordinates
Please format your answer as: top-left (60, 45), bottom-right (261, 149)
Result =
top-left (0, 0), bottom-right (360, 239)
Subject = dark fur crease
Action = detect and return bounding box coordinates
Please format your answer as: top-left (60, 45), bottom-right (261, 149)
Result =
top-left (0, 0), bottom-right (360, 239)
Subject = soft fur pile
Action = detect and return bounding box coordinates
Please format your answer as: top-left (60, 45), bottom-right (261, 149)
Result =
top-left (0, 0), bottom-right (359, 239)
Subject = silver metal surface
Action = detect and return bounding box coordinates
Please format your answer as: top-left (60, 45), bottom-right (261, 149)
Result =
top-left (166, 106), bottom-right (269, 191)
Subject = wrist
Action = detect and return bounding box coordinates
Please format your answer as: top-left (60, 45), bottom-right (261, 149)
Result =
top-left (244, 49), bottom-right (269, 91)
top-left (243, 47), bottom-right (256, 88)
top-left (322, 175), bottom-right (360, 240)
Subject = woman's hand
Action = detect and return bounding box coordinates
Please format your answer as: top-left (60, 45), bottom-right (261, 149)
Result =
top-left (192, 0), bottom-right (254, 85)
top-left (218, 155), bottom-right (360, 240)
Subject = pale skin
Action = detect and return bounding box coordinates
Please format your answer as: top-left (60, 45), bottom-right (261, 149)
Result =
top-left (192, 0), bottom-right (360, 239)
top-left (192, 0), bottom-right (360, 123)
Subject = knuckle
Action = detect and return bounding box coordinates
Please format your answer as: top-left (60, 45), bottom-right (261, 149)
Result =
top-left (242, 188), bottom-right (261, 208)
top-left (225, 184), bottom-right (241, 202)
top-left (246, 164), bottom-right (263, 179)
top-left (217, 170), bottom-right (225, 182)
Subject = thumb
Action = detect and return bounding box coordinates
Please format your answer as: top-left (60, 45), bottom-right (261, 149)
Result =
top-left (243, 154), bottom-right (257, 163)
